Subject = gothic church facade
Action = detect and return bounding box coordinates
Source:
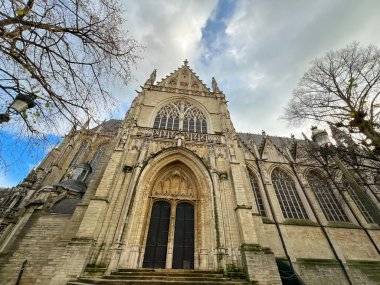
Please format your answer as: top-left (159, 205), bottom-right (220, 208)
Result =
top-left (0, 62), bottom-right (379, 285)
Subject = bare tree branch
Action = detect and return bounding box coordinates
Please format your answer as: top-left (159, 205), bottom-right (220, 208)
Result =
top-left (284, 43), bottom-right (380, 154)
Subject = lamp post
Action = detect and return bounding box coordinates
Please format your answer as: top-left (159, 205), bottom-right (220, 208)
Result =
top-left (0, 93), bottom-right (37, 123)
top-left (311, 126), bottom-right (380, 224)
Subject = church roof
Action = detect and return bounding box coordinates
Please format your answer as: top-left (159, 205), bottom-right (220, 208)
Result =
top-left (236, 132), bottom-right (306, 157)
top-left (91, 119), bottom-right (122, 133)
top-left (237, 132), bottom-right (305, 153)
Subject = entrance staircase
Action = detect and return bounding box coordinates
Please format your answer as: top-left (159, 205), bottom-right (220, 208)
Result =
top-left (67, 268), bottom-right (251, 284)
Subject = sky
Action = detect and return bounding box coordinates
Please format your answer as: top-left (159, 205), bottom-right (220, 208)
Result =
top-left (1, 0), bottom-right (380, 186)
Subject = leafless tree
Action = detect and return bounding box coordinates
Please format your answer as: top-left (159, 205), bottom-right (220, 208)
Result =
top-left (285, 43), bottom-right (380, 153)
top-left (0, 0), bottom-right (140, 135)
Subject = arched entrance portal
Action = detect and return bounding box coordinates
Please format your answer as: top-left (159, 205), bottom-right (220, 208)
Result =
top-left (120, 149), bottom-right (215, 271)
top-left (141, 162), bottom-right (197, 269)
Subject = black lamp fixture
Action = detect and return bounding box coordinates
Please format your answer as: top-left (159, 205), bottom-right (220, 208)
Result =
top-left (0, 91), bottom-right (37, 123)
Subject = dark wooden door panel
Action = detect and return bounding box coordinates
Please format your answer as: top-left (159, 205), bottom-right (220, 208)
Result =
top-left (173, 203), bottom-right (194, 269)
top-left (143, 201), bottom-right (171, 268)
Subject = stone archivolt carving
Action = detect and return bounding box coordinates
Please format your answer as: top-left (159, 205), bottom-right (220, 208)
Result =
top-left (152, 168), bottom-right (196, 199)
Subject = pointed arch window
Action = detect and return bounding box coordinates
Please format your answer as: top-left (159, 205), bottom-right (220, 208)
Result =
top-left (87, 144), bottom-right (108, 182)
top-left (343, 180), bottom-right (376, 224)
top-left (272, 168), bottom-right (308, 219)
top-left (249, 172), bottom-right (266, 216)
top-left (153, 101), bottom-right (207, 133)
top-left (307, 172), bottom-right (349, 222)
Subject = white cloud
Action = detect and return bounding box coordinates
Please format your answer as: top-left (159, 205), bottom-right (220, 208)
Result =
top-left (196, 0), bottom-right (380, 137)
top-left (114, 0), bottom-right (380, 139)
top-left (117, 1), bottom-right (218, 103)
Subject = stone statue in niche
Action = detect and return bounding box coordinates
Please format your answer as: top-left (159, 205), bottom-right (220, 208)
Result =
top-left (208, 145), bottom-right (215, 157)
top-left (229, 144), bottom-right (236, 161)
top-left (117, 130), bottom-right (129, 149)
top-left (216, 147), bottom-right (225, 158)
top-left (130, 139), bottom-right (142, 151)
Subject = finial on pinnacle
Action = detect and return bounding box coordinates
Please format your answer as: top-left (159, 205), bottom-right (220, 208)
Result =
top-left (212, 77), bottom-right (220, 93)
top-left (183, 59), bottom-right (189, 66)
top-left (144, 69), bottom-right (156, 87)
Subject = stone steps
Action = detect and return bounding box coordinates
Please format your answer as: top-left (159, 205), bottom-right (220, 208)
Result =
top-left (67, 278), bottom-right (250, 285)
top-left (67, 269), bottom-right (250, 285)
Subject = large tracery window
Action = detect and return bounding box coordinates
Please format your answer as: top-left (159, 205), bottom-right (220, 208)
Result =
top-left (307, 172), bottom-right (349, 222)
top-left (249, 172), bottom-right (266, 216)
top-left (272, 168), bottom-right (308, 220)
top-left (153, 101), bottom-right (207, 133)
top-left (343, 180), bottom-right (376, 224)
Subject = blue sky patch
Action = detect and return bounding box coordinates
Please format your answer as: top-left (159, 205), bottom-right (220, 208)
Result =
top-left (200, 0), bottom-right (237, 63)
top-left (0, 131), bottom-right (61, 187)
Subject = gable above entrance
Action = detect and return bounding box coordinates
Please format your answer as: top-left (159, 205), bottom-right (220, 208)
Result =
top-left (144, 60), bottom-right (223, 97)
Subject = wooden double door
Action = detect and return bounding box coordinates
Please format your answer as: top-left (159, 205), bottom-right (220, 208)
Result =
top-left (143, 201), bottom-right (194, 269)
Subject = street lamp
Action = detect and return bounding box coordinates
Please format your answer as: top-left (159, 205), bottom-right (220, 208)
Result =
top-left (311, 126), bottom-right (361, 183)
top-left (0, 93), bottom-right (37, 123)
top-left (311, 126), bottom-right (331, 147)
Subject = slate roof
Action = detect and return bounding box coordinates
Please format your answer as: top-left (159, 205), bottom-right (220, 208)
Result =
top-left (237, 132), bottom-right (304, 151)
top-left (91, 119), bottom-right (122, 133)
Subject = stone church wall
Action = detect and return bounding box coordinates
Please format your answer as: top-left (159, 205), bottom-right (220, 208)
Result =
top-left (0, 211), bottom-right (72, 284)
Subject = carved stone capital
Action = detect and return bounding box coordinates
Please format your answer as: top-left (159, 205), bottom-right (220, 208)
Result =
top-left (218, 171), bottom-right (228, 180)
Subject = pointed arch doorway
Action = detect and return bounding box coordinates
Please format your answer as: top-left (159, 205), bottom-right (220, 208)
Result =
top-left (142, 200), bottom-right (195, 269)
top-left (122, 150), bottom-right (216, 271)
top-left (141, 163), bottom-right (197, 269)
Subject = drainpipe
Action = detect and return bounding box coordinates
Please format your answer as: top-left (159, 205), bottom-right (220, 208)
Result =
top-left (15, 260), bottom-right (28, 285)
top-left (290, 163), bottom-right (352, 285)
top-left (255, 160), bottom-right (305, 285)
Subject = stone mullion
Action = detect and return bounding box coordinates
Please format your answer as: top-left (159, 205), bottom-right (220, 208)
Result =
top-left (166, 201), bottom-right (176, 269)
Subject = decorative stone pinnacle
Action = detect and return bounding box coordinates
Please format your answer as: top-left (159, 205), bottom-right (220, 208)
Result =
top-left (183, 59), bottom-right (189, 66)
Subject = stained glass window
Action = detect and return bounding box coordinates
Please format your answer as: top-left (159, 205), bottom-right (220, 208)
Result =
top-left (307, 172), bottom-right (349, 222)
top-left (153, 101), bottom-right (207, 133)
top-left (272, 168), bottom-right (308, 219)
top-left (249, 172), bottom-right (266, 216)
top-left (343, 180), bottom-right (376, 224)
